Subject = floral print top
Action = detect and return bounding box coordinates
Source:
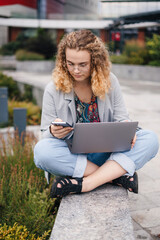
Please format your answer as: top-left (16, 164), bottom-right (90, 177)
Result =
top-left (75, 95), bottom-right (100, 123)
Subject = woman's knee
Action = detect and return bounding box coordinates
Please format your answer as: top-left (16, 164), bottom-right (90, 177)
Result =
top-left (139, 130), bottom-right (159, 158)
top-left (147, 130), bottom-right (159, 157)
top-left (34, 138), bottom-right (60, 168)
top-left (34, 139), bottom-right (49, 168)
top-left (33, 138), bottom-right (77, 176)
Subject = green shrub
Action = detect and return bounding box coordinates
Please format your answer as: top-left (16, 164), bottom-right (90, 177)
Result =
top-left (26, 28), bottom-right (57, 59)
top-left (16, 49), bottom-right (45, 61)
top-left (127, 49), bottom-right (149, 65)
top-left (0, 32), bottom-right (28, 56)
top-left (127, 52), bottom-right (143, 65)
top-left (107, 41), bottom-right (115, 54)
top-left (0, 133), bottom-right (59, 239)
top-left (0, 72), bottom-right (20, 99)
top-left (0, 42), bottom-right (21, 56)
top-left (123, 40), bottom-right (141, 57)
top-left (0, 28), bottom-right (57, 59)
top-left (123, 40), bottom-right (150, 65)
top-left (110, 54), bottom-right (128, 64)
top-left (0, 223), bottom-right (50, 240)
top-left (146, 34), bottom-right (160, 66)
top-left (8, 100), bottom-right (41, 125)
top-left (0, 72), bottom-right (37, 103)
top-left (148, 60), bottom-right (160, 66)
top-left (23, 84), bottom-right (36, 103)
top-left (109, 36), bottom-right (160, 66)
top-left (0, 72), bottom-right (41, 127)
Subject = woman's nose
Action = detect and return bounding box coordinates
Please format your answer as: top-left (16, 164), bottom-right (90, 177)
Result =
top-left (73, 66), bottom-right (80, 73)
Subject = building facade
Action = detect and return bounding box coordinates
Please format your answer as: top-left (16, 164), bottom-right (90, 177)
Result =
top-left (0, 0), bottom-right (99, 46)
top-left (0, 0), bottom-right (159, 49)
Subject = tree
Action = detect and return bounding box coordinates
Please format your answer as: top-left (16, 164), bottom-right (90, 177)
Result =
top-left (146, 34), bottom-right (160, 66)
top-left (26, 28), bottom-right (57, 59)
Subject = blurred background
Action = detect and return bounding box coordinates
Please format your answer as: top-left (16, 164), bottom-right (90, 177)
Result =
top-left (0, 1), bottom-right (160, 240)
top-left (0, 0), bottom-right (160, 127)
top-left (0, 0), bottom-right (160, 59)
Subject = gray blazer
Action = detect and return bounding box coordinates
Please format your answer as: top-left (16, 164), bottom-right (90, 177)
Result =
top-left (41, 72), bottom-right (130, 139)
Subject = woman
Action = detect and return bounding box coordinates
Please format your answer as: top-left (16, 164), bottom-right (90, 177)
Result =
top-left (34, 29), bottom-right (159, 198)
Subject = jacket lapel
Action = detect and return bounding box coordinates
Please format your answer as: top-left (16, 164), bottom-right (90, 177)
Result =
top-left (97, 97), bottom-right (105, 122)
top-left (65, 90), bottom-right (76, 124)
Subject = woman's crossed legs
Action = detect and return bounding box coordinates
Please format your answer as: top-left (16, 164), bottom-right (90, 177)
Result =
top-left (34, 129), bottom-right (159, 197)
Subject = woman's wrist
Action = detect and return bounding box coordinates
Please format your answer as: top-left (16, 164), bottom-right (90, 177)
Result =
top-left (49, 125), bottom-right (54, 136)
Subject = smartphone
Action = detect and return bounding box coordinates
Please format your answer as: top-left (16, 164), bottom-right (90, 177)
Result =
top-left (51, 122), bottom-right (72, 127)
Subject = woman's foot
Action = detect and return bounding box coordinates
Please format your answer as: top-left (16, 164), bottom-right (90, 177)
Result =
top-left (112, 172), bottom-right (138, 194)
top-left (50, 176), bottom-right (83, 198)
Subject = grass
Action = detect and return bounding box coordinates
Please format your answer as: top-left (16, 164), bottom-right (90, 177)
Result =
top-left (0, 131), bottom-right (60, 239)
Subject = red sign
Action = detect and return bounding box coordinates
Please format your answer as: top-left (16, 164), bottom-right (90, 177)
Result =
top-left (111, 32), bottom-right (121, 41)
top-left (0, 0), bottom-right (37, 9)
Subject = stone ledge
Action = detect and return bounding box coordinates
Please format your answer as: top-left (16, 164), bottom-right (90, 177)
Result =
top-left (112, 64), bottom-right (160, 82)
top-left (16, 60), bottom-right (55, 73)
top-left (50, 184), bottom-right (134, 240)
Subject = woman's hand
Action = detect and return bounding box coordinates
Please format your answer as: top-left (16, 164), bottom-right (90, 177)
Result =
top-left (131, 134), bottom-right (137, 149)
top-left (122, 120), bottom-right (137, 149)
top-left (50, 118), bottom-right (73, 139)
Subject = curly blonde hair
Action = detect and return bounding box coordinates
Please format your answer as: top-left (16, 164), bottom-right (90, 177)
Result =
top-left (52, 29), bottom-right (111, 99)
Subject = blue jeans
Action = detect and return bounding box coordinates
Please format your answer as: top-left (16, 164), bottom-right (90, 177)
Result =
top-left (34, 129), bottom-right (159, 177)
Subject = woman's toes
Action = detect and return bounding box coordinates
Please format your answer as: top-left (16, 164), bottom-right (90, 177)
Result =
top-left (129, 177), bottom-right (134, 181)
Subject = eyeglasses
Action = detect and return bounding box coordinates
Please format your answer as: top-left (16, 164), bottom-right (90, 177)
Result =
top-left (66, 62), bottom-right (90, 72)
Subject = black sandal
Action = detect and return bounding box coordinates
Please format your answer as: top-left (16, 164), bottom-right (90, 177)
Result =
top-left (112, 172), bottom-right (138, 194)
top-left (50, 176), bottom-right (83, 198)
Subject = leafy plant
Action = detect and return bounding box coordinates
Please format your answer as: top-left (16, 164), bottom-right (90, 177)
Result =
top-left (146, 34), bottom-right (160, 66)
top-left (0, 28), bottom-right (57, 60)
top-left (0, 32), bottom-right (28, 56)
top-left (0, 132), bottom-right (59, 239)
top-left (0, 72), bottom-right (41, 127)
top-left (147, 60), bottom-right (160, 66)
top-left (26, 28), bottom-right (57, 59)
top-left (0, 72), bottom-right (37, 103)
top-left (0, 42), bottom-right (22, 56)
top-left (110, 54), bottom-right (128, 64)
top-left (16, 49), bottom-right (45, 61)
top-left (107, 41), bottom-right (115, 54)
top-left (23, 84), bottom-right (36, 103)
top-left (123, 40), bottom-right (141, 57)
top-left (110, 39), bottom-right (154, 66)
top-left (8, 100), bottom-right (41, 125)
top-left (0, 223), bottom-right (50, 240)
top-left (0, 72), bottom-right (20, 99)
top-left (123, 40), bottom-right (149, 65)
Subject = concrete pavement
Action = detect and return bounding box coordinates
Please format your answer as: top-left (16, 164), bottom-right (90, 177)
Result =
top-left (1, 70), bottom-right (160, 239)
top-left (119, 78), bottom-right (160, 240)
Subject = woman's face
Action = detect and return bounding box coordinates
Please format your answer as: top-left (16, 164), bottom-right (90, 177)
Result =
top-left (65, 48), bottom-right (91, 84)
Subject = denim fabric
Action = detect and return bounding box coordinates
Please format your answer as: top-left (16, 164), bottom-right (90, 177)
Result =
top-left (34, 129), bottom-right (159, 177)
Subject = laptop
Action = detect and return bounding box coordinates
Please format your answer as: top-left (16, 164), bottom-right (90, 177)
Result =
top-left (66, 121), bottom-right (138, 154)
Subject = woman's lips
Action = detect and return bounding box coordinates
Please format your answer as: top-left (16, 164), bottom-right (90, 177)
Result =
top-left (74, 75), bottom-right (82, 78)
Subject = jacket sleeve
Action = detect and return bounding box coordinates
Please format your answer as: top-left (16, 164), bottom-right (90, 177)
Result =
top-left (40, 82), bottom-right (58, 139)
top-left (110, 73), bottom-right (130, 122)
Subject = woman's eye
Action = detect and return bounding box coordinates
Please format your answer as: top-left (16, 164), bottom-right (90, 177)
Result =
top-left (67, 62), bottom-right (73, 66)
top-left (80, 64), bottom-right (86, 67)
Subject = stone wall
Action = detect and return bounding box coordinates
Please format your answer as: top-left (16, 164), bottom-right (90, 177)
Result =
top-left (111, 64), bottom-right (160, 82)
top-left (16, 60), bottom-right (55, 73)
